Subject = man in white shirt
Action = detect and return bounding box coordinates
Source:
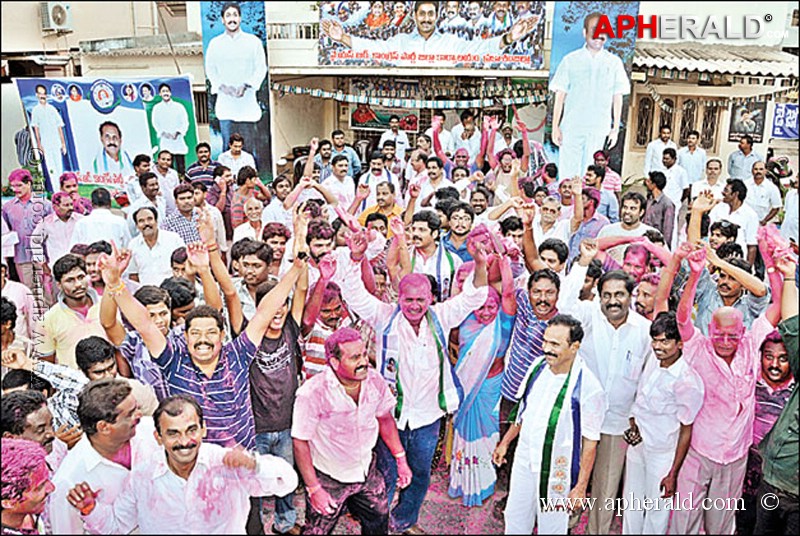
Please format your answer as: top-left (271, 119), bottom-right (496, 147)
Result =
top-left (550, 13), bottom-right (630, 179)
top-left (205, 2), bottom-right (267, 151)
top-left (425, 110), bottom-right (454, 156)
top-left (93, 121), bottom-right (135, 177)
top-left (151, 83), bottom-right (189, 174)
top-left (408, 210), bottom-right (462, 302)
top-left (622, 312), bottom-right (705, 534)
top-left (126, 173), bottom-right (169, 237)
top-left (439, 0), bottom-right (467, 31)
top-left (320, 0), bottom-right (539, 67)
top-left (493, 314), bottom-right (606, 535)
top-left (340, 229), bottom-right (488, 534)
top-left (557, 240), bottom-right (652, 535)
top-left (123, 154), bottom-right (152, 207)
top-left (644, 126), bottom-right (677, 177)
top-left (709, 179), bottom-right (760, 266)
top-left (33, 192), bottom-right (83, 273)
top-left (690, 158), bottom-right (726, 201)
top-left (218, 133), bottom-right (257, 178)
top-left (661, 148), bottom-right (689, 209)
top-left (127, 207), bottom-right (186, 286)
top-left (378, 115), bottom-right (411, 162)
top-left (152, 150), bottom-right (180, 213)
top-left (30, 84), bottom-right (66, 187)
top-left (677, 129), bottom-right (707, 184)
top-left (70, 188), bottom-right (131, 249)
top-left (744, 160), bottom-right (782, 226)
top-left (67, 395), bottom-right (297, 535)
top-left (321, 155), bottom-right (356, 210)
top-left (355, 152), bottom-right (400, 214)
top-left (597, 192), bottom-right (655, 264)
top-left (450, 110), bottom-right (482, 163)
top-left (49, 378), bottom-right (159, 534)
top-left (192, 182), bottom-right (228, 254)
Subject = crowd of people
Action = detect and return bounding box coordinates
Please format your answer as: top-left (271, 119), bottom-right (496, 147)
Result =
top-left (0, 98), bottom-right (798, 536)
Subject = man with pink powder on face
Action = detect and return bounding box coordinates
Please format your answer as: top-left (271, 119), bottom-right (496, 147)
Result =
top-left (669, 231), bottom-right (787, 536)
top-left (65, 395), bottom-right (297, 535)
top-left (338, 226), bottom-right (489, 534)
top-left (1, 438), bottom-right (56, 536)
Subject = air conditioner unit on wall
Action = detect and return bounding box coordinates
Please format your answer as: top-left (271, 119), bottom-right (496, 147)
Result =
top-left (41, 2), bottom-right (72, 33)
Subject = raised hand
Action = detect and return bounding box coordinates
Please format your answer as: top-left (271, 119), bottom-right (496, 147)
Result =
top-left (519, 201), bottom-right (537, 228)
top-left (570, 175), bottom-right (583, 195)
top-left (509, 14), bottom-right (538, 42)
top-left (408, 182), bottom-right (421, 199)
top-left (186, 243), bottom-right (210, 271)
top-left (222, 447), bottom-right (257, 471)
top-left (515, 118), bottom-right (527, 132)
top-left (355, 183), bottom-right (370, 201)
top-left (97, 241), bottom-right (126, 287)
top-left (579, 238), bottom-right (598, 264)
top-left (774, 252), bottom-right (798, 278)
top-left (55, 424), bottom-right (83, 449)
top-left (471, 241), bottom-right (488, 267)
top-left (674, 242), bottom-right (695, 262)
top-left (431, 114), bottom-right (443, 130)
top-left (309, 137), bottom-right (319, 153)
top-left (692, 190), bottom-right (717, 214)
top-left (196, 209), bottom-right (216, 244)
top-left (318, 253), bottom-right (337, 281)
top-left (67, 482), bottom-right (98, 516)
top-left (334, 205), bottom-right (362, 233)
top-left (488, 116), bottom-right (500, 132)
top-left (389, 217), bottom-right (406, 239)
top-left (321, 19), bottom-right (344, 42)
top-left (1, 348), bottom-right (32, 371)
top-left (687, 247), bottom-right (707, 274)
top-left (347, 228), bottom-right (369, 260)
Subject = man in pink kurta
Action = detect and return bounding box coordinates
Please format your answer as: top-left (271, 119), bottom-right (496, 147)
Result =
top-left (671, 244), bottom-right (783, 535)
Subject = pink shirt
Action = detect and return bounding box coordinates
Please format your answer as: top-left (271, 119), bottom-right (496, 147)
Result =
top-left (33, 212), bottom-right (83, 270)
top-left (683, 314), bottom-right (775, 464)
top-left (292, 367), bottom-right (396, 483)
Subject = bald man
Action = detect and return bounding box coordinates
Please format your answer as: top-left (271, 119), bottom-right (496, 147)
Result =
top-left (670, 243), bottom-right (784, 535)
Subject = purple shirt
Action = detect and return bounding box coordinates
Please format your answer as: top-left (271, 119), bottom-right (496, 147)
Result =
top-left (154, 331), bottom-right (258, 449)
top-left (2, 195), bottom-right (53, 263)
top-left (568, 212), bottom-right (610, 264)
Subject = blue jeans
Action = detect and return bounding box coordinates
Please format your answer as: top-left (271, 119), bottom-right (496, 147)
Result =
top-left (255, 430), bottom-right (297, 532)
top-left (376, 419), bottom-right (441, 532)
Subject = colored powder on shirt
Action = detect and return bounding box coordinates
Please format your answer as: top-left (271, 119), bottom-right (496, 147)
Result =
top-left (109, 443), bottom-right (132, 470)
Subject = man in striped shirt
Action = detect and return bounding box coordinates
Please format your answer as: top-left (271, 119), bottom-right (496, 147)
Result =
top-left (97, 241), bottom-right (306, 450)
top-left (494, 268), bottom-right (560, 514)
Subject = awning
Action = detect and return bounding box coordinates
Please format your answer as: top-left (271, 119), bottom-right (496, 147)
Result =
top-left (633, 43), bottom-right (798, 78)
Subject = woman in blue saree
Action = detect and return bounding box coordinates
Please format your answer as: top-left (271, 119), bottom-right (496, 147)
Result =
top-left (449, 254), bottom-right (517, 506)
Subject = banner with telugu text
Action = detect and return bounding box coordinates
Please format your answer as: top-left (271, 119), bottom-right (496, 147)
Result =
top-left (318, 1), bottom-right (545, 69)
top-left (14, 76), bottom-right (197, 194)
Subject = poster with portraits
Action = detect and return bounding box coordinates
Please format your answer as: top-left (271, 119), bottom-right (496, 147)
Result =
top-left (14, 76), bottom-right (197, 194)
top-left (546, 1), bottom-right (639, 179)
top-left (728, 102), bottom-right (767, 143)
top-left (200, 1), bottom-right (273, 176)
top-left (318, 1), bottom-right (546, 69)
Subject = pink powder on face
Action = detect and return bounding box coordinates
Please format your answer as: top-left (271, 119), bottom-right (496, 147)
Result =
top-left (1, 439), bottom-right (48, 504)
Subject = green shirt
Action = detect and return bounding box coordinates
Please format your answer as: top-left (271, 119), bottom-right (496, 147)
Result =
top-left (759, 315), bottom-right (799, 496)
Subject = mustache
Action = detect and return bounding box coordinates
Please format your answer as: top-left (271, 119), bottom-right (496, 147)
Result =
top-left (768, 368), bottom-right (783, 375)
top-left (193, 342), bottom-right (213, 350)
top-left (355, 365), bottom-right (368, 373)
top-left (172, 441), bottom-right (198, 452)
top-left (535, 301), bottom-right (550, 308)
top-left (544, 352), bottom-right (558, 360)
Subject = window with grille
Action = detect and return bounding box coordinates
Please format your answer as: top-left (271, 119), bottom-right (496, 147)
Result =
top-left (700, 105), bottom-right (719, 150)
top-left (193, 91), bottom-right (208, 125)
top-left (659, 99), bottom-right (675, 131)
top-left (679, 99), bottom-right (698, 145)
top-left (632, 93), bottom-right (722, 152)
top-left (635, 96), bottom-right (654, 146)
